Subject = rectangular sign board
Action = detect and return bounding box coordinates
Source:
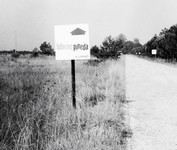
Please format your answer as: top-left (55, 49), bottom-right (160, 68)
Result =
top-left (152, 49), bottom-right (157, 55)
top-left (54, 24), bottom-right (90, 60)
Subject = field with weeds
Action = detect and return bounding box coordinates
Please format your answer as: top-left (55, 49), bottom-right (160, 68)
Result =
top-left (0, 54), bottom-right (127, 150)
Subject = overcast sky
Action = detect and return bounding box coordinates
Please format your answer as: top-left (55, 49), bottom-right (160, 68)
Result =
top-left (0, 0), bottom-right (177, 50)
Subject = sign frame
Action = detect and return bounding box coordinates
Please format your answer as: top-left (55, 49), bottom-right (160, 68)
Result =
top-left (54, 24), bottom-right (90, 109)
top-left (54, 24), bottom-right (90, 60)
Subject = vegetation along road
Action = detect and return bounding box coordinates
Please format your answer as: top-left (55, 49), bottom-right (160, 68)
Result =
top-left (125, 55), bottom-right (177, 150)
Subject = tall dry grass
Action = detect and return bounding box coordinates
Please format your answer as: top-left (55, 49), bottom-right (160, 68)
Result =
top-left (0, 55), bottom-right (127, 150)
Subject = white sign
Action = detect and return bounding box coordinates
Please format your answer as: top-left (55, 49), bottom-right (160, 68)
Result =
top-left (152, 49), bottom-right (157, 55)
top-left (54, 24), bottom-right (90, 60)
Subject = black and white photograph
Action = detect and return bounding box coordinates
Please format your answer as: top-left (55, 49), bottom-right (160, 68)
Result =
top-left (0, 0), bottom-right (177, 149)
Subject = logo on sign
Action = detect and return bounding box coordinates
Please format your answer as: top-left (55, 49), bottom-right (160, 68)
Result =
top-left (71, 28), bottom-right (86, 35)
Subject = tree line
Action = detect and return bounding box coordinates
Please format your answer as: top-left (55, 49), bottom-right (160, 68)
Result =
top-left (142, 24), bottom-right (177, 60)
top-left (91, 24), bottom-right (177, 61)
top-left (90, 34), bottom-right (142, 59)
top-left (0, 42), bottom-right (55, 57)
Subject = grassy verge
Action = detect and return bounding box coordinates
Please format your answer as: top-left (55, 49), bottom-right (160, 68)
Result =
top-left (0, 55), bottom-right (127, 150)
top-left (136, 54), bottom-right (177, 67)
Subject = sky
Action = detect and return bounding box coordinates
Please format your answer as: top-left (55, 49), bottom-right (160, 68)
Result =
top-left (0, 0), bottom-right (177, 51)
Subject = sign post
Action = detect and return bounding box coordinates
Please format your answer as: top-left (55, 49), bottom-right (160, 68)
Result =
top-left (71, 60), bottom-right (76, 108)
top-left (54, 24), bottom-right (90, 109)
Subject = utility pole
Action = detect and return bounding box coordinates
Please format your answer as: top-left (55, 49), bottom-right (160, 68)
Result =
top-left (15, 31), bottom-right (17, 51)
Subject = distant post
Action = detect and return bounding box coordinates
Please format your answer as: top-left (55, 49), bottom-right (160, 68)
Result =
top-left (15, 31), bottom-right (17, 50)
top-left (54, 24), bottom-right (90, 109)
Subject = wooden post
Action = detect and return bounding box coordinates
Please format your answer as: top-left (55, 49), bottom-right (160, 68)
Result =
top-left (71, 60), bottom-right (76, 109)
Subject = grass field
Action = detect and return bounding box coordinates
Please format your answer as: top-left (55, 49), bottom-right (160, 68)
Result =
top-left (0, 54), bottom-right (127, 150)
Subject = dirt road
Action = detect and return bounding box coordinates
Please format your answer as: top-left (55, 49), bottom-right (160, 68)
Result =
top-left (125, 55), bottom-right (177, 150)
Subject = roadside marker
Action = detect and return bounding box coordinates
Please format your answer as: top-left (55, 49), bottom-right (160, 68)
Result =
top-left (152, 49), bottom-right (157, 58)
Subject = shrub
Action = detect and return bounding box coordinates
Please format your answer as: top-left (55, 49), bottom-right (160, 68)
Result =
top-left (40, 42), bottom-right (55, 55)
top-left (91, 35), bottom-right (126, 60)
top-left (31, 47), bottom-right (39, 57)
top-left (90, 45), bottom-right (100, 58)
top-left (11, 50), bottom-right (20, 58)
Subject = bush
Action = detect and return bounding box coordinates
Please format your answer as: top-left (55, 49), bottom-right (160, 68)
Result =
top-left (31, 47), bottom-right (39, 57)
top-left (90, 45), bottom-right (100, 58)
top-left (11, 50), bottom-right (20, 58)
top-left (40, 42), bottom-right (55, 55)
top-left (91, 35), bottom-right (125, 60)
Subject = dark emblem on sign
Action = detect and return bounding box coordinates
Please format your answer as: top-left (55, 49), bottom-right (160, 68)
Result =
top-left (71, 28), bottom-right (86, 35)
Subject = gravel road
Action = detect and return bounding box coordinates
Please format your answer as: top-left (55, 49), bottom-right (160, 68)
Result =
top-left (125, 55), bottom-right (177, 150)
